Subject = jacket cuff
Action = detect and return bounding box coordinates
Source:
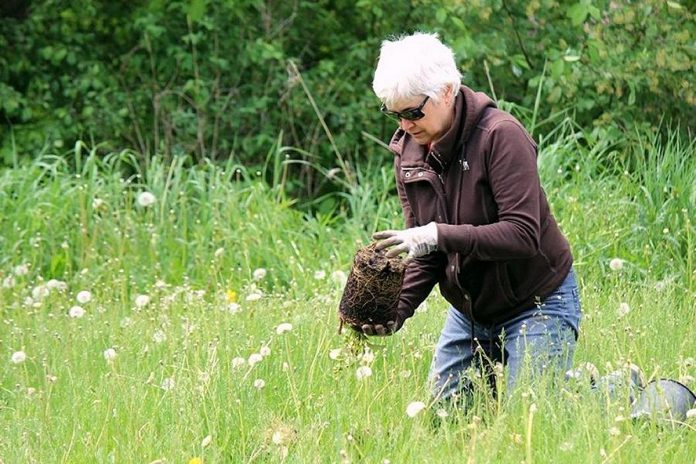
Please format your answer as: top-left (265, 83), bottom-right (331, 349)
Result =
top-left (436, 223), bottom-right (474, 254)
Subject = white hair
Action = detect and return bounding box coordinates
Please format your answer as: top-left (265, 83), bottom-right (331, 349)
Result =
top-left (372, 32), bottom-right (462, 108)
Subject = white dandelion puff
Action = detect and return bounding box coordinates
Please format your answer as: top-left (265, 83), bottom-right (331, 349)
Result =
top-left (609, 258), bottom-right (624, 271)
top-left (137, 191), bottom-right (156, 207)
top-left (31, 285), bottom-right (49, 300)
top-left (160, 377), bottom-right (176, 391)
top-left (406, 401), bottom-right (426, 418)
top-left (246, 292), bottom-right (263, 302)
top-left (313, 270), bottom-right (326, 280)
top-left (11, 351), bottom-right (27, 364)
top-left (76, 290), bottom-right (92, 304)
top-left (228, 303), bottom-right (241, 314)
top-left (231, 357), bottom-right (246, 369)
top-left (252, 268), bottom-right (267, 280)
top-left (248, 353), bottom-right (263, 367)
top-left (14, 263), bottom-right (30, 276)
top-left (329, 348), bottom-right (342, 360)
top-left (103, 348), bottom-right (117, 362)
top-left (152, 330), bottom-right (166, 344)
top-left (260, 346), bottom-right (271, 357)
top-left (2, 276), bottom-right (15, 288)
top-left (356, 366), bottom-right (372, 381)
top-left (69, 305), bottom-right (86, 318)
top-left (276, 323), bottom-right (293, 334)
top-left (135, 294), bottom-right (151, 308)
top-left (46, 279), bottom-right (67, 291)
top-left (331, 270), bottom-right (347, 285)
top-left (201, 435), bottom-right (212, 448)
top-left (253, 378), bottom-right (266, 389)
top-left (92, 198), bottom-right (105, 210)
top-left (617, 302), bottom-right (631, 317)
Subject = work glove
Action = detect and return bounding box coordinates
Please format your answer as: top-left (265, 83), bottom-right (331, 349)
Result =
top-left (372, 222), bottom-right (438, 259)
top-left (351, 313), bottom-right (404, 337)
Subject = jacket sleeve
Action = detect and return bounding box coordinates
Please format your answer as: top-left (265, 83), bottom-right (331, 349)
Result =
top-left (394, 156), bottom-right (444, 322)
top-left (436, 120), bottom-right (541, 260)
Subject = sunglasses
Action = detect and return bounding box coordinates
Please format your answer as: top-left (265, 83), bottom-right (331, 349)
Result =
top-left (380, 95), bottom-right (430, 121)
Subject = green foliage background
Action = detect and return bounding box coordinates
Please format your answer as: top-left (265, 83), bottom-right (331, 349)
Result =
top-left (1, 0), bottom-right (695, 195)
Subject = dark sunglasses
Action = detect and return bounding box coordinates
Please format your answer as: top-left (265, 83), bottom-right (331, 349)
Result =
top-left (380, 95), bottom-right (430, 121)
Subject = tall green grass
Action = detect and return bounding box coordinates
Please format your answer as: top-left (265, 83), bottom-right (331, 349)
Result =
top-left (0, 127), bottom-right (694, 463)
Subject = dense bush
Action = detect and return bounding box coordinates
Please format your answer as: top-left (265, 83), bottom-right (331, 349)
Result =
top-left (1, 0), bottom-right (694, 193)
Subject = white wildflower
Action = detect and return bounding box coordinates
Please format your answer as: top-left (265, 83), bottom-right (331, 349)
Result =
top-left (618, 302), bottom-right (631, 317)
top-left (329, 348), bottom-right (342, 360)
top-left (228, 303), bottom-right (241, 314)
top-left (248, 353), bottom-right (263, 367)
top-left (135, 294), bottom-right (151, 308)
top-left (76, 290), bottom-right (92, 304)
top-left (246, 292), bottom-right (263, 302)
top-left (252, 268), bottom-right (267, 280)
top-left (14, 263), bottom-right (30, 276)
top-left (46, 279), bottom-right (67, 291)
top-left (152, 330), bottom-right (166, 344)
top-left (160, 377), bottom-right (176, 391)
top-left (31, 285), bottom-right (49, 300)
top-left (137, 191), bottom-right (156, 208)
top-left (609, 258), bottom-right (624, 271)
top-left (276, 323), bottom-right (293, 334)
top-left (406, 401), bottom-right (426, 418)
top-left (356, 366), bottom-right (372, 381)
top-left (103, 348), bottom-right (117, 362)
top-left (11, 351), bottom-right (27, 364)
top-left (69, 305), bottom-right (86, 318)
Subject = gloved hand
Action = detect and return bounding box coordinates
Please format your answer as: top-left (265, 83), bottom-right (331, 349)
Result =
top-left (372, 222), bottom-right (438, 259)
top-left (351, 314), bottom-right (403, 337)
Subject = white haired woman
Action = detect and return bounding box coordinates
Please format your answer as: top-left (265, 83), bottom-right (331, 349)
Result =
top-left (360, 32), bottom-right (582, 402)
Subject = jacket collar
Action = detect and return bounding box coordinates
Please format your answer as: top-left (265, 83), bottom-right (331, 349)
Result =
top-left (393, 86), bottom-right (496, 171)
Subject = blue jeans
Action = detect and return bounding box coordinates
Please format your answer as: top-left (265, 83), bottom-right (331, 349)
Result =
top-left (429, 267), bottom-right (582, 400)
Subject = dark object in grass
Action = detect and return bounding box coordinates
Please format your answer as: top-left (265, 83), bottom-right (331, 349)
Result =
top-left (338, 243), bottom-right (406, 331)
top-left (630, 379), bottom-right (696, 424)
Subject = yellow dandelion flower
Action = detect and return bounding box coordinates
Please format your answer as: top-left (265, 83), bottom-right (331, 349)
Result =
top-left (226, 290), bottom-right (238, 303)
top-left (188, 458), bottom-right (203, 464)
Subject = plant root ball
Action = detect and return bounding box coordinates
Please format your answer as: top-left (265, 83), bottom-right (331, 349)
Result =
top-left (338, 243), bottom-right (406, 329)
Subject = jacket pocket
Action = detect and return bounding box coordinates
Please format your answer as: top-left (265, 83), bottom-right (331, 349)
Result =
top-left (495, 263), bottom-right (518, 306)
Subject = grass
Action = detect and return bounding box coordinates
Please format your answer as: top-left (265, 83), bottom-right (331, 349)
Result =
top-left (0, 127), bottom-right (695, 463)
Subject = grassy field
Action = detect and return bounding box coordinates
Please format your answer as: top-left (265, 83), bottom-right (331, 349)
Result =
top-left (1, 127), bottom-right (695, 463)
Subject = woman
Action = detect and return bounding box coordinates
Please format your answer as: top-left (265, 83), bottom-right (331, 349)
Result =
top-left (361, 32), bottom-right (582, 401)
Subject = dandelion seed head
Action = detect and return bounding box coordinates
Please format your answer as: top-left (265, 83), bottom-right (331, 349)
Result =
top-left (313, 270), bottom-right (326, 280)
top-left (103, 348), bottom-right (117, 361)
top-left (406, 401), bottom-right (426, 418)
top-left (161, 377), bottom-right (176, 391)
top-left (135, 294), bottom-right (151, 308)
top-left (46, 279), bottom-right (67, 291)
top-left (201, 435), bottom-right (212, 448)
top-left (14, 263), bottom-right (30, 276)
top-left (11, 351), bottom-right (27, 364)
top-left (609, 258), bottom-right (624, 271)
top-left (137, 191), bottom-right (156, 207)
top-left (228, 302), bottom-right (241, 314)
top-left (246, 292), bottom-right (263, 302)
top-left (31, 285), bottom-right (49, 300)
top-left (248, 353), bottom-right (263, 367)
top-left (260, 346), bottom-right (271, 357)
top-left (69, 305), bottom-right (86, 318)
top-left (356, 366), bottom-right (372, 380)
top-left (76, 290), bottom-right (92, 304)
top-left (276, 323), bottom-right (293, 334)
top-left (153, 330), bottom-right (166, 344)
top-left (253, 378), bottom-right (266, 389)
top-left (252, 268), bottom-right (267, 280)
top-left (618, 302), bottom-right (630, 317)
top-left (329, 348), bottom-right (342, 360)
top-left (331, 270), bottom-right (347, 286)
top-left (231, 357), bottom-right (246, 369)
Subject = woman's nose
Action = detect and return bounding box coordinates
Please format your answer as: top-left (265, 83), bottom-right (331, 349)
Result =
top-left (400, 119), bottom-right (414, 130)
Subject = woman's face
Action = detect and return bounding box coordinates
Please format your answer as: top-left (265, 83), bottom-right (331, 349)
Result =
top-left (385, 88), bottom-right (454, 145)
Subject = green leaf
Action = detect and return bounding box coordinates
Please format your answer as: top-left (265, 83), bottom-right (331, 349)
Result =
top-left (567, 3), bottom-right (588, 26)
top-left (188, 0), bottom-right (207, 22)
